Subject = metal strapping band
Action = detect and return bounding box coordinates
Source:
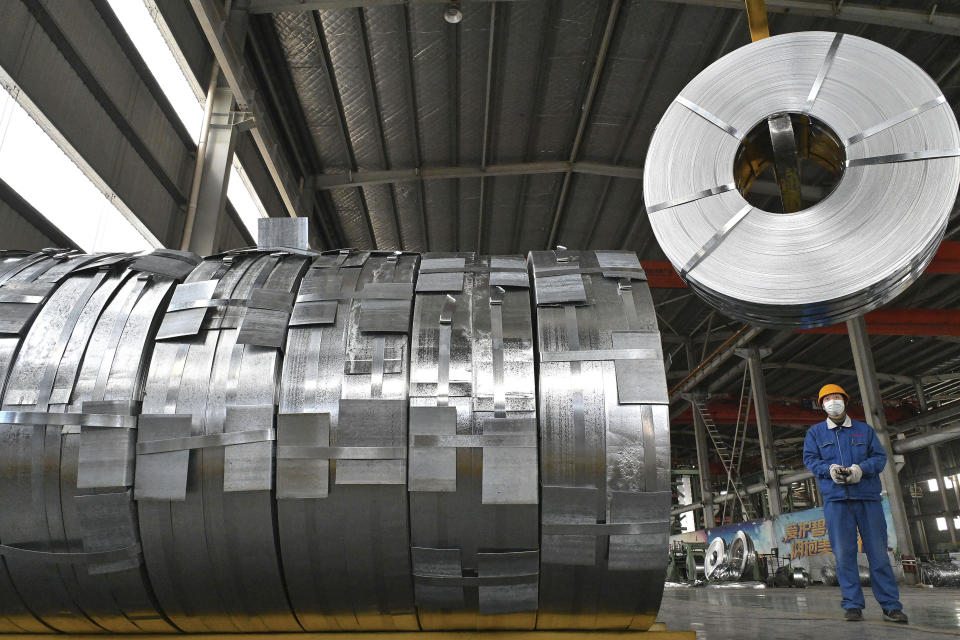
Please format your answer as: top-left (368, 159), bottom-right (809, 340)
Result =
top-left (846, 95), bottom-right (947, 146)
top-left (646, 183), bottom-right (736, 214)
top-left (845, 148), bottom-right (960, 167)
top-left (642, 405), bottom-right (659, 492)
top-left (0, 294), bottom-right (45, 304)
top-left (0, 542), bottom-right (142, 564)
top-left (419, 266), bottom-right (526, 275)
top-left (136, 429), bottom-right (274, 455)
top-left (541, 522), bottom-right (665, 536)
top-left (619, 279), bottom-right (641, 330)
top-left (370, 336), bottom-right (386, 399)
top-left (680, 204), bottom-right (754, 278)
top-left (437, 294), bottom-right (456, 406)
top-left (295, 289), bottom-right (413, 303)
top-left (564, 305), bottom-right (588, 489)
top-left (804, 32), bottom-right (843, 113)
top-left (167, 297), bottom-right (248, 312)
top-left (276, 445), bottom-right (406, 460)
top-left (0, 411), bottom-right (136, 428)
top-left (490, 286), bottom-right (506, 417)
top-left (539, 348), bottom-right (659, 362)
top-left (411, 434), bottom-right (537, 448)
top-left (675, 96), bottom-right (742, 139)
top-left (535, 265), bottom-right (647, 277)
top-left (413, 574), bottom-right (539, 587)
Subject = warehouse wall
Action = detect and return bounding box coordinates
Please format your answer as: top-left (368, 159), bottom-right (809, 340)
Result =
top-left (0, 0), bottom-right (256, 253)
top-left (904, 439), bottom-right (960, 553)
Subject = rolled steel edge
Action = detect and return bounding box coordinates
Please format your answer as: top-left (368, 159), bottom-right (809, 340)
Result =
top-left (0, 246), bottom-right (670, 632)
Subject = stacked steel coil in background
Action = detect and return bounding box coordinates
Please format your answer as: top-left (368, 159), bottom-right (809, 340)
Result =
top-left (0, 243), bottom-right (669, 633)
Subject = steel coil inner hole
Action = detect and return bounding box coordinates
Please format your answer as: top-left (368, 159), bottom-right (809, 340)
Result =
top-left (733, 112), bottom-right (845, 213)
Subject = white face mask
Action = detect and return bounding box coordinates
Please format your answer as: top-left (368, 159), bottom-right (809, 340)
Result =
top-left (823, 398), bottom-right (845, 418)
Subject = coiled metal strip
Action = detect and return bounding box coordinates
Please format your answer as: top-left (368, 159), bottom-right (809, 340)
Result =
top-left (276, 250), bottom-right (419, 631)
top-left (529, 250), bottom-right (670, 631)
top-left (137, 251), bottom-right (307, 632)
top-left (0, 251), bottom-right (196, 632)
top-left (644, 31), bottom-right (960, 328)
top-left (408, 254), bottom-right (538, 630)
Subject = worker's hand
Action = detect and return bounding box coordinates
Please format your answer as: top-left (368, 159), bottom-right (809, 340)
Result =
top-left (845, 464), bottom-right (862, 484)
top-left (829, 464), bottom-right (847, 484)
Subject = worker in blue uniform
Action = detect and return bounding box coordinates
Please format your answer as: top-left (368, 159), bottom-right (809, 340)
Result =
top-left (802, 384), bottom-right (908, 624)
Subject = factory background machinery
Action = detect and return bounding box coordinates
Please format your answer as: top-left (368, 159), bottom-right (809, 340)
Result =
top-left (1, 0), bottom-right (960, 637)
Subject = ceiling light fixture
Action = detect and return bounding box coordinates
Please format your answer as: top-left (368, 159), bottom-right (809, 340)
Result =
top-left (444, 2), bottom-right (463, 24)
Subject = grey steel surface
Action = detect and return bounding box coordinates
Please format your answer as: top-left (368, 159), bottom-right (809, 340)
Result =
top-left (0, 250), bottom-right (199, 633)
top-left (277, 249), bottom-right (419, 631)
top-left (138, 249), bottom-right (308, 632)
top-left (0, 246), bottom-right (673, 631)
top-left (409, 253), bottom-right (538, 629)
top-left (529, 249), bottom-right (669, 630)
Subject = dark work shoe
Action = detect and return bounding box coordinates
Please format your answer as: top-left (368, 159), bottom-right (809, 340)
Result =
top-left (844, 609), bottom-right (863, 621)
top-left (883, 609), bottom-right (908, 624)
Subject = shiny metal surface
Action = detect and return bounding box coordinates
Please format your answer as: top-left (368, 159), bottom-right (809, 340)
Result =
top-left (644, 31), bottom-right (960, 328)
top-left (0, 250), bottom-right (199, 633)
top-left (277, 249), bottom-right (419, 631)
top-left (138, 249), bottom-right (307, 633)
top-left (409, 254), bottom-right (538, 630)
top-left (529, 249), bottom-right (670, 631)
top-left (704, 537), bottom-right (726, 581)
top-left (0, 247), bottom-right (673, 632)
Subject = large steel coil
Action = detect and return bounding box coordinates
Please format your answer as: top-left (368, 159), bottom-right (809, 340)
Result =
top-left (644, 32), bottom-right (960, 328)
top-left (0, 246), bottom-right (670, 632)
top-left (530, 249), bottom-right (670, 630)
top-left (704, 537), bottom-right (726, 581)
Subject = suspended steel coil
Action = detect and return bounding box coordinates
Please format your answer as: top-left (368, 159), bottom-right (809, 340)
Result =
top-left (0, 245), bottom-right (670, 632)
top-left (644, 31), bottom-right (960, 328)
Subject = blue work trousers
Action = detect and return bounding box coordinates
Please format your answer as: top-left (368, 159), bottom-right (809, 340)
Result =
top-left (823, 499), bottom-right (902, 611)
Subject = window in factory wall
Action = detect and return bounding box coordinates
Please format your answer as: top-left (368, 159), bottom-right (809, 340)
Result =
top-left (928, 476), bottom-right (956, 492)
top-left (937, 517), bottom-right (948, 532)
top-left (106, 0), bottom-right (266, 239)
top-left (0, 73), bottom-right (157, 252)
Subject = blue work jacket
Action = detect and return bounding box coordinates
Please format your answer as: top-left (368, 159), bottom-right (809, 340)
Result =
top-left (802, 418), bottom-right (886, 502)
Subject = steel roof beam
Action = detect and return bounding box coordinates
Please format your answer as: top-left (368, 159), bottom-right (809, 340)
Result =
top-left (762, 361), bottom-right (913, 385)
top-left (314, 161), bottom-right (644, 189)
top-left (249, 0), bottom-right (520, 13)
top-left (544, 0), bottom-right (622, 250)
top-left (651, 0), bottom-right (960, 37)
top-left (189, 0), bottom-right (309, 220)
top-left (0, 177), bottom-right (79, 250)
top-left (476, 3), bottom-right (498, 253)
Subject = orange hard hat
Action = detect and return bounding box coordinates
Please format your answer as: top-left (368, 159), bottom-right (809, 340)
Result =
top-left (818, 384), bottom-right (849, 406)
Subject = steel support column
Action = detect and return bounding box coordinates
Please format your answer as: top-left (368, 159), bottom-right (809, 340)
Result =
top-left (185, 85), bottom-right (238, 255)
top-left (847, 315), bottom-right (916, 563)
top-left (190, 0), bottom-right (308, 220)
top-left (913, 380), bottom-right (958, 546)
top-left (744, 346), bottom-right (782, 516)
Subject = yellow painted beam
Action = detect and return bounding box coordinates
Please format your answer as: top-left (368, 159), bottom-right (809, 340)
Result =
top-left (5, 632), bottom-right (696, 640)
top-left (744, 0), bottom-right (770, 40)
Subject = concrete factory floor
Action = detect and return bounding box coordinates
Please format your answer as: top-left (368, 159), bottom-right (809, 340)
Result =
top-left (657, 584), bottom-right (960, 638)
